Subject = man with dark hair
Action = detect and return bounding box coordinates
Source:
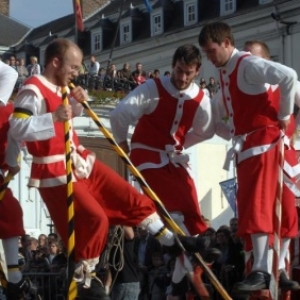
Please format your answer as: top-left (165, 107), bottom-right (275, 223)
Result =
top-left (111, 44), bottom-right (215, 237)
top-left (110, 44), bottom-right (220, 297)
top-left (7, 38), bottom-right (213, 299)
top-left (199, 21), bottom-right (298, 292)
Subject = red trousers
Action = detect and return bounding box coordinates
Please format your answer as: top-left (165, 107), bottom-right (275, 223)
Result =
top-left (238, 144), bottom-right (298, 250)
top-left (141, 163), bottom-right (207, 235)
top-left (38, 159), bottom-right (156, 262)
top-left (0, 178), bottom-right (25, 239)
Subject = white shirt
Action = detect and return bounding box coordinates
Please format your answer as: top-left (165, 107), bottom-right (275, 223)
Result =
top-left (0, 61), bottom-right (18, 106)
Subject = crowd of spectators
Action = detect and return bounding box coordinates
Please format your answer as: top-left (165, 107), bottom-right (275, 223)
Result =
top-left (14, 216), bottom-right (244, 299)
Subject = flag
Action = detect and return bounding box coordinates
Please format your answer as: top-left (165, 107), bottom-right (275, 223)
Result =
top-left (74, 0), bottom-right (84, 32)
top-left (143, 0), bottom-right (153, 13)
top-left (219, 178), bottom-right (237, 215)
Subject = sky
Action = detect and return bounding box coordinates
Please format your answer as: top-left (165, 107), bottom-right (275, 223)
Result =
top-left (10, 0), bottom-right (74, 28)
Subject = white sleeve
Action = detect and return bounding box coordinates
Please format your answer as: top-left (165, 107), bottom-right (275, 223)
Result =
top-left (0, 62), bottom-right (18, 106)
top-left (9, 90), bottom-right (56, 142)
top-left (110, 80), bottom-right (157, 143)
top-left (183, 95), bottom-right (215, 149)
top-left (244, 57), bottom-right (298, 120)
top-left (70, 97), bottom-right (84, 116)
top-left (5, 132), bottom-right (22, 167)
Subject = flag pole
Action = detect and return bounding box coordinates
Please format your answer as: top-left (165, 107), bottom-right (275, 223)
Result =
top-left (105, 0), bottom-right (126, 73)
top-left (73, 0), bottom-right (79, 45)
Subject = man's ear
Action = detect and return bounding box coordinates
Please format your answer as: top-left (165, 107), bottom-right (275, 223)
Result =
top-left (52, 57), bottom-right (60, 68)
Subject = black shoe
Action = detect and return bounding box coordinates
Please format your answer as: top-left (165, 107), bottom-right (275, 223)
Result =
top-left (279, 269), bottom-right (300, 291)
top-left (77, 275), bottom-right (111, 300)
top-left (234, 271), bottom-right (270, 292)
top-left (165, 234), bottom-right (221, 261)
top-left (6, 276), bottom-right (38, 300)
top-left (171, 277), bottom-right (189, 296)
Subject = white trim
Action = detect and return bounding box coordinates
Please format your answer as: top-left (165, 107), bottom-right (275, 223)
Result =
top-left (151, 10), bottom-right (163, 36)
top-left (184, 0), bottom-right (198, 26)
top-left (220, 0), bottom-right (236, 16)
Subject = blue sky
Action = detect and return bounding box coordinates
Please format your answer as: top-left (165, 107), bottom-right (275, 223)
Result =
top-left (10, 0), bottom-right (74, 28)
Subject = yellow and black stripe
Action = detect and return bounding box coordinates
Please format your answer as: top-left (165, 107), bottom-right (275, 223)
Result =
top-left (62, 87), bottom-right (77, 300)
top-left (12, 107), bottom-right (33, 119)
top-left (68, 83), bottom-right (232, 300)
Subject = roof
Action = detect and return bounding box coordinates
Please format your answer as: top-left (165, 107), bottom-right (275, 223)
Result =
top-left (0, 13), bottom-right (30, 47)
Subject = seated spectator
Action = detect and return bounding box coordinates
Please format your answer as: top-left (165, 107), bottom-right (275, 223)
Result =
top-left (27, 56), bottom-right (41, 76)
top-left (206, 76), bottom-right (219, 98)
top-left (132, 62), bottom-right (147, 88)
top-left (117, 63), bottom-right (133, 82)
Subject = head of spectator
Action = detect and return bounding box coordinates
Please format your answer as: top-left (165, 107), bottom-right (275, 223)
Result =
top-left (48, 232), bottom-right (58, 241)
top-left (98, 67), bottom-right (106, 79)
top-left (38, 233), bottom-right (48, 248)
top-left (170, 44), bottom-right (201, 91)
top-left (203, 227), bottom-right (217, 247)
top-left (29, 237), bottom-right (38, 251)
top-left (122, 63), bottom-right (130, 71)
top-left (216, 227), bottom-right (231, 247)
top-left (209, 76), bottom-right (215, 85)
top-left (135, 62), bottom-right (143, 74)
top-left (164, 71), bottom-right (171, 77)
top-left (4, 58), bottom-right (10, 65)
top-left (152, 69), bottom-right (160, 78)
top-left (200, 81), bottom-right (207, 89)
top-left (30, 56), bottom-right (38, 65)
top-left (229, 217), bottom-right (238, 233)
top-left (9, 55), bottom-right (16, 67)
top-left (108, 63), bottom-right (117, 78)
top-left (151, 251), bottom-right (164, 268)
top-left (200, 77), bottom-right (206, 85)
top-left (49, 240), bottom-right (60, 256)
top-left (136, 227), bottom-right (149, 240)
top-left (89, 55), bottom-right (97, 65)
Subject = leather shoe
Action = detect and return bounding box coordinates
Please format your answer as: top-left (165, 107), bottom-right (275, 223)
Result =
top-left (234, 271), bottom-right (270, 292)
top-left (279, 269), bottom-right (300, 291)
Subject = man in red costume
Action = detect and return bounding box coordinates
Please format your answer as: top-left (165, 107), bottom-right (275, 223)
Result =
top-left (110, 44), bottom-right (216, 237)
top-left (242, 40), bottom-right (300, 290)
top-left (0, 61), bottom-right (36, 299)
top-left (199, 22), bottom-right (298, 292)
top-left (7, 38), bottom-right (213, 299)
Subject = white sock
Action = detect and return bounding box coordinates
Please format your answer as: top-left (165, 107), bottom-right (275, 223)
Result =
top-left (172, 257), bottom-right (187, 283)
top-left (139, 213), bottom-right (175, 246)
top-left (279, 238), bottom-right (290, 270)
top-left (251, 233), bottom-right (269, 273)
top-left (2, 237), bottom-right (22, 283)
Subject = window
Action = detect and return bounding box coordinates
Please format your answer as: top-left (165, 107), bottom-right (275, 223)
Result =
top-left (92, 32), bottom-right (102, 52)
top-left (220, 0), bottom-right (236, 16)
top-left (184, 1), bottom-right (198, 26)
top-left (120, 21), bottom-right (132, 44)
top-left (151, 12), bottom-right (163, 36)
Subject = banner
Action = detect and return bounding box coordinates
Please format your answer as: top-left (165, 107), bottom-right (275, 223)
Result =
top-left (219, 178), bottom-right (237, 215)
top-left (74, 0), bottom-right (84, 32)
top-left (143, 0), bottom-right (153, 13)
